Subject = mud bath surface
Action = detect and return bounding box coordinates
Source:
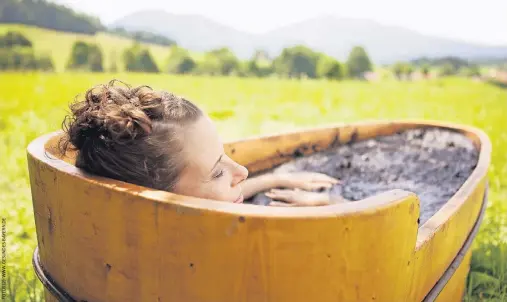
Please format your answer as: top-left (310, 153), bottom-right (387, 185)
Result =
top-left (247, 127), bottom-right (480, 225)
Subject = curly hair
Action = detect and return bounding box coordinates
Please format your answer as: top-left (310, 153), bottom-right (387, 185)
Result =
top-left (60, 79), bottom-right (202, 191)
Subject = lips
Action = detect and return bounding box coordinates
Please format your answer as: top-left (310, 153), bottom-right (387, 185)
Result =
top-left (233, 193), bottom-right (244, 204)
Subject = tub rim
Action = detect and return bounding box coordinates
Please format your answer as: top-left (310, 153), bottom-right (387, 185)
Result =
top-left (27, 118), bottom-right (491, 235)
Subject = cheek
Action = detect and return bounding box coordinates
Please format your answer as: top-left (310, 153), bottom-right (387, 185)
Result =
top-left (207, 176), bottom-right (233, 199)
top-left (198, 173), bottom-right (236, 202)
top-left (173, 168), bottom-right (235, 202)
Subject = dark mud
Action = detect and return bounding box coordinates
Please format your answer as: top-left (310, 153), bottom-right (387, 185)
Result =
top-left (247, 127), bottom-right (479, 225)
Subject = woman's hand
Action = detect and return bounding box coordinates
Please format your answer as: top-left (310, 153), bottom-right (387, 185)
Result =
top-left (265, 189), bottom-right (330, 206)
top-left (274, 172), bottom-right (340, 191)
top-left (240, 172), bottom-right (340, 200)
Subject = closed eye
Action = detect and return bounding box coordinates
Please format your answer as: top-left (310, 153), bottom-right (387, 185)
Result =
top-left (214, 170), bottom-right (224, 179)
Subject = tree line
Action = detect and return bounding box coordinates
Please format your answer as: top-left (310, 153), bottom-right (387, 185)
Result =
top-left (64, 40), bottom-right (374, 79)
top-left (0, 0), bottom-right (103, 35)
top-left (392, 56), bottom-right (481, 79)
top-left (65, 38), bottom-right (485, 79)
top-left (0, 31), bottom-right (54, 71)
top-left (0, 0), bottom-right (177, 47)
top-left (1, 30), bottom-right (488, 79)
top-left (64, 39), bottom-right (488, 79)
top-left (107, 27), bottom-right (177, 47)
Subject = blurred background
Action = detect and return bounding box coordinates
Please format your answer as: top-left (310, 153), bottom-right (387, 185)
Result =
top-left (0, 0), bottom-right (506, 300)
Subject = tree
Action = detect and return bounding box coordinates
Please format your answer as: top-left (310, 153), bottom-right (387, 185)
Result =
top-left (0, 31), bottom-right (32, 48)
top-left (421, 64), bottom-right (430, 78)
top-left (405, 64), bottom-right (414, 78)
top-left (210, 47), bottom-right (239, 75)
top-left (460, 65), bottom-right (481, 77)
top-left (439, 63), bottom-right (457, 76)
top-left (166, 46), bottom-right (196, 74)
top-left (0, 47), bottom-right (50, 71)
top-left (123, 43), bottom-right (159, 73)
top-left (316, 55), bottom-right (344, 80)
top-left (67, 41), bottom-right (89, 68)
top-left (7, 47), bottom-right (37, 70)
top-left (37, 54), bottom-right (54, 72)
top-left (246, 54), bottom-right (274, 78)
top-left (392, 62), bottom-right (414, 80)
top-left (229, 61), bottom-right (250, 77)
top-left (273, 45), bottom-right (319, 78)
top-left (392, 62), bottom-right (405, 79)
top-left (0, 31), bottom-right (53, 72)
top-left (66, 41), bottom-right (103, 72)
top-left (88, 44), bottom-right (104, 72)
top-left (195, 57), bottom-right (221, 75)
top-left (247, 59), bottom-right (260, 76)
top-left (346, 46), bottom-right (373, 78)
top-left (195, 47), bottom-right (239, 76)
top-left (138, 50), bottom-right (159, 73)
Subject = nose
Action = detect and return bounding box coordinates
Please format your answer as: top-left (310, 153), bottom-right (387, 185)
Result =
top-left (232, 162), bottom-right (249, 186)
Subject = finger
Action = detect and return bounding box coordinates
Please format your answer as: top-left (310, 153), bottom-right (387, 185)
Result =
top-left (302, 182), bottom-right (334, 190)
top-left (266, 190), bottom-right (297, 203)
top-left (312, 174), bottom-right (341, 184)
top-left (306, 172), bottom-right (340, 182)
top-left (269, 201), bottom-right (294, 207)
top-left (267, 189), bottom-right (300, 202)
top-left (268, 189), bottom-right (297, 195)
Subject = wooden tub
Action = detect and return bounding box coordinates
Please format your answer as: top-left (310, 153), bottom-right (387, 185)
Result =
top-left (27, 120), bottom-right (490, 302)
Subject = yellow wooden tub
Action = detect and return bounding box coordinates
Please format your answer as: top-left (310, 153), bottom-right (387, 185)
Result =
top-left (27, 120), bottom-right (490, 302)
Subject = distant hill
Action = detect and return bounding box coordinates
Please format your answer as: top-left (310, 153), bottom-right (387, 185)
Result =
top-left (111, 10), bottom-right (256, 59)
top-left (0, 24), bottom-right (173, 72)
top-left (112, 11), bottom-right (507, 64)
top-left (0, 0), bottom-right (103, 34)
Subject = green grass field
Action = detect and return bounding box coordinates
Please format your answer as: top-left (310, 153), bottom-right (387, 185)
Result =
top-left (0, 24), bottom-right (180, 73)
top-left (1, 72), bottom-right (507, 301)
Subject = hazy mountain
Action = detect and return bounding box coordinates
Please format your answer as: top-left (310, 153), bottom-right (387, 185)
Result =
top-left (111, 10), bottom-right (258, 58)
top-left (111, 11), bottom-right (507, 64)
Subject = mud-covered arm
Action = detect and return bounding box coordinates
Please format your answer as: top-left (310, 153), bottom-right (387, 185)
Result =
top-left (241, 174), bottom-right (282, 200)
top-left (241, 172), bottom-right (340, 200)
top-left (265, 189), bottom-right (350, 206)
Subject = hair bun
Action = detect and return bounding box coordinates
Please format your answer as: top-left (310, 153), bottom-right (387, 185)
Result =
top-left (64, 81), bottom-right (154, 151)
top-left (104, 103), bottom-right (152, 141)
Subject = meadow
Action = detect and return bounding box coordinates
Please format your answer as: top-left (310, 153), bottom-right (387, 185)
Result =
top-left (0, 25), bottom-right (180, 73)
top-left (1, 72), bottom-right (507, 301)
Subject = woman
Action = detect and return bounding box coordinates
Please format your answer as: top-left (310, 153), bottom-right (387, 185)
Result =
top-left (61, 80), bottom-right (342, 206)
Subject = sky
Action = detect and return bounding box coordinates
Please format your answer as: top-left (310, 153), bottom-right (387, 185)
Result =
top-left (52, 0), bottom-right (507, 46)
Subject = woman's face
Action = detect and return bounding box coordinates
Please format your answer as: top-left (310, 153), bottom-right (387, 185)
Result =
top-left (172, 114), bottom-right (249, 203)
